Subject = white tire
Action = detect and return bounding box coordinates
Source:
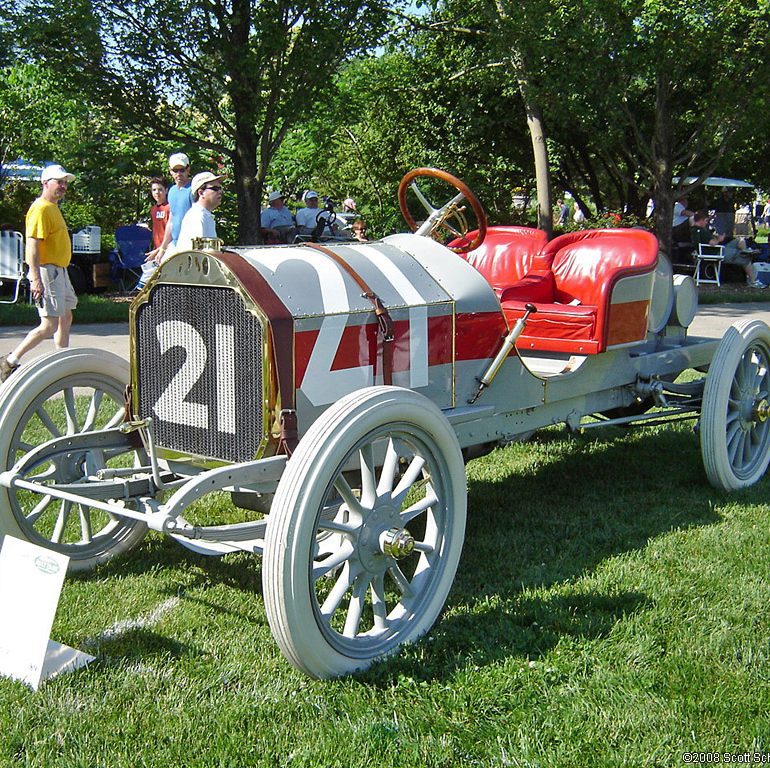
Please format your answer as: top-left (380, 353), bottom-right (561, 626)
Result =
top-left (701, 319), bottom-right (770, 490)
top-left (0, 348), bottom-right (147, 571)
top-left (263, 386), bottom-right (467, 678)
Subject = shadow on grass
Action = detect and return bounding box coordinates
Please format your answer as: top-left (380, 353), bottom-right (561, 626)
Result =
top-left (363, 590), bottom-right (649, 686)
top-left (91, 628), bottom-right (190, 663)
top-left (363, 424), bottom-right (749, 684)
top-left (457, 426), bottom-right (722, 595)
top-left (74, 536), bottom-right (264, 596)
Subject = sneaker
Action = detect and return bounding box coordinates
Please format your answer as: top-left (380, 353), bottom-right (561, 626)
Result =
top-left (749, 280), bottom-right (768, 289)
top-left (0, 355), bottom-right (19, 382)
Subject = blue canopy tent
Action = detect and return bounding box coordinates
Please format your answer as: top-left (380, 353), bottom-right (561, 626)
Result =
top-left (1, 159), bottom-right (47, 183)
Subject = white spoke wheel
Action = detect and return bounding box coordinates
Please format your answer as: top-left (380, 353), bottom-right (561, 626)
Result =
top-left (701, 319), bottom-right (770, 490)
top-left (0, 349), bottom-right (147, 571)
top-left (263, 387), bottom-right (467, 678)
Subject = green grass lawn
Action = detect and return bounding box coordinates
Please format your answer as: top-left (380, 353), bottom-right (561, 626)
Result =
top-left (698, 285), bottom-right (770, 304)
top-left (0, 293), bottom-right (130, 326)
top-left (0, 419), bottom-right (767, 767)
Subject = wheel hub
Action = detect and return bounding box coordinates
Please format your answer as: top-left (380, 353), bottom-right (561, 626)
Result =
top-left (753, 398), bottom-right (769, 423)
top-left (356, 502), bottom-right (409, 572)
top-left (53, 451), bottom-right (88, 484)
top-left (379, 527), bottom-right (415, 559)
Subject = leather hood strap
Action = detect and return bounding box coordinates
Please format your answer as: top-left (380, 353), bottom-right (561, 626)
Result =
top-left (300, 242), bottom-right (394, 385)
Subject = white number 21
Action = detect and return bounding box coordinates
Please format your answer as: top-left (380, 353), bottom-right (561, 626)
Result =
top-left (153, 320), bottom-right (236, 434)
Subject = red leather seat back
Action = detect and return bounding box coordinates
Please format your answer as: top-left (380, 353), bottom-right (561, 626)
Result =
top-left (549, 229), bottom-right (659, 307)
top-left (459, 226), bottom-right (550, 292)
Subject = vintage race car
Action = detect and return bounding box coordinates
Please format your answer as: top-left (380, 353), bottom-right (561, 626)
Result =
top-left (0, 168), bottom-right (768, 679)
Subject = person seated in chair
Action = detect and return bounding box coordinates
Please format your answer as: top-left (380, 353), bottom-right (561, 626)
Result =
top-left (691, 211), bottom-right (765, 288)
top-left (261, 191), bottom-right (296, 243)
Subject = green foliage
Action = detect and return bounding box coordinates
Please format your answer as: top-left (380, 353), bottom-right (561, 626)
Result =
top-left (12, 0), bottom-right (394, 242)
top-left (394, 0), bottom-right (770, 240)
top-left (0, 180), bottom-right (36, 230)
top-left (0, 61), bottom-right (174, 239)
top-left (2, 0), bottom-right (769, 250)
top-left (271, 43), bottom-right (534, 237)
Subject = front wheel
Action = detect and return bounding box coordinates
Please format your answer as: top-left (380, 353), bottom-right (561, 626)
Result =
top-left (0, 348), bottom-right (148, 571)
top-left (263, 386), bottom-right (467, 678)
top-left (701, 319), bottom-right (770, 490)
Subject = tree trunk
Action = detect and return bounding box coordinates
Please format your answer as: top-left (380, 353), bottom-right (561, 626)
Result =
top-left (650, 73), bottom-right (674, 259)
top-left (232, 124), bottom-right (261, 245)
top-left (526, 101), bottom-right (552, 237)
top-left (503, 38), bottom-right (552, 238)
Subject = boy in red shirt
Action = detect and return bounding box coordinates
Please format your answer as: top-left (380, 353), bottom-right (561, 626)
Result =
top-left (136, 176), bottom-right (170, 290)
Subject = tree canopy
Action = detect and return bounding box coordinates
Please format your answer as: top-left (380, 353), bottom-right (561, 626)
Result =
top-left (2, 0), bottom-right (770, 249)
top-left (13, 0), bottom-right (394, 241)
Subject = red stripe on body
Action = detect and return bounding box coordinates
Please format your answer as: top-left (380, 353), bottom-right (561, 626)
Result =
top-left (455, 311), bottom-right (507, 361)
top-left (295, 314), bottom-right (456, 389)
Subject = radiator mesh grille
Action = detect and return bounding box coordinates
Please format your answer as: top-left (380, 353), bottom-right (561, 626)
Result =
top-left (135, 284), bottom-right (265, 462)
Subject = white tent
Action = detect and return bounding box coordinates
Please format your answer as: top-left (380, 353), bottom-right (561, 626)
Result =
top-left (674, 176), bottom-right (753, 188)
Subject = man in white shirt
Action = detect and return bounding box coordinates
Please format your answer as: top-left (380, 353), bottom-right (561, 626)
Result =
top-left (173, 172), bottom-right (224, 254)
top-left (672, 195), bottom-right (694, 244)
top-left (296, 190), bottom-right (336, 236)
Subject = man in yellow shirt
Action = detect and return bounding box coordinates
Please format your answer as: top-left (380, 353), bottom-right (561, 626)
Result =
top-left (0, 164), bottom-right (78, 381)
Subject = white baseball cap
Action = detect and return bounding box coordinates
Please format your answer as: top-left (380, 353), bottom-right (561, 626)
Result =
top-left (268, 190), bottom-right (284, 202)
top-left (304, 190), bottom-right (318, 200)
top-left (41, 164), bottom-right (75, 183)
top-left (168, 152), bottom-right (190, 169)
top-left (191, 172), bottom-right (224, 197)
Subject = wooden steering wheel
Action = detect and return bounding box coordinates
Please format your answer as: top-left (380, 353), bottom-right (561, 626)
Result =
top-left (398, 167), bottom-right (488, 253)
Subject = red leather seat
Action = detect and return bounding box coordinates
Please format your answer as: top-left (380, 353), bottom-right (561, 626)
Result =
top-left (500, 229), bottom-right (659, 355)
top-left (457, 226), bottom-right (550, 295)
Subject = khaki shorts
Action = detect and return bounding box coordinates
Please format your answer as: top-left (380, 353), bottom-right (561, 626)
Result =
top-left (38, 264), bottom-right (78, 318)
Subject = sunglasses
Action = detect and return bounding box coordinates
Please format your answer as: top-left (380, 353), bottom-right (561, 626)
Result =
top-left (204, 185), bottom-right (222, 192)
top-left (171, 167), bottom-right (188, 173)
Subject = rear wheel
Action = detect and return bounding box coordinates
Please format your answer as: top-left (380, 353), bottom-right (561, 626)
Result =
top-left (263, 386), bottom-right (467, 678)
top-left (0, 349), bottom-right (147, 571)
top-left (701, 319), bottom-right (770, 490)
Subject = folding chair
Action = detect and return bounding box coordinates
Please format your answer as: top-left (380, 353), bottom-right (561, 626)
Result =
top-left (694, 243), bottom-right (725, 286)
top-left (109, 225), bottom-right (152, 292)
top-left (0, 230), bottom-right (25, 303)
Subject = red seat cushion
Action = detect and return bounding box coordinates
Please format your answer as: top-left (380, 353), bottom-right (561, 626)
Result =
top-left (499, 270), bottom-right (554, 304)
top-left (502, 300), bottom-right (599, 354)
top-left (501, 229), bottom-right (659, 355)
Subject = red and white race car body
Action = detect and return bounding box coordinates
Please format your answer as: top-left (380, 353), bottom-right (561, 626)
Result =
top-left (131, 233), bottom-right (511, 464)
top-left (129, 227), bottom-right (695, 468)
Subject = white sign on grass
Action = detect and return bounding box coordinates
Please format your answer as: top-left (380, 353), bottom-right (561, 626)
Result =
top-left (0, 535), bottom-right (94, 689)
